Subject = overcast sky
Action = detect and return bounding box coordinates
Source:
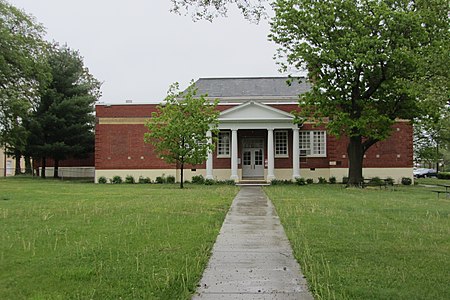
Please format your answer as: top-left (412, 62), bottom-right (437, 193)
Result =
top-left (9, 0), bottom-right (281, 103)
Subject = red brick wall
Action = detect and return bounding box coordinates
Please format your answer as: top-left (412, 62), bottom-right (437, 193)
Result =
top-left (34, 154), bottom-right (94, 168)
top-left (96, 104), bottom-right (159, 118)
top-left (95, 104), bottom-right (413, 170)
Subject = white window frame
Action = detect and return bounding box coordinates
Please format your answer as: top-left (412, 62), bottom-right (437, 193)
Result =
top-left (274, 130), bottom-right (289, 158)
top-left (299, 131), bottom-right (327, 157)
top-left (217, 131), bottom-right (231, 158)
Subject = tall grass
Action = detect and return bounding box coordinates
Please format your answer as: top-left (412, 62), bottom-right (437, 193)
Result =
top-left (0, 178), bottom-right (237, 299)
top-left (265, 185), bottom-right (450, 300)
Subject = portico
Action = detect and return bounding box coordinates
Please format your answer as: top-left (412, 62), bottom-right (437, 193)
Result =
top-left (205, 101), bottom-right (300, 182)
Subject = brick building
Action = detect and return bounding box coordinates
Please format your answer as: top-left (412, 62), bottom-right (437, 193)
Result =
top-left (95, 77), bottom-right (413, 183)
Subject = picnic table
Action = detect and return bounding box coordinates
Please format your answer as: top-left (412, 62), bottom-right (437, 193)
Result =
top-left (432, 184), bottom-right (450, 199)
top-left (362, 178), bottom-right (394, 189)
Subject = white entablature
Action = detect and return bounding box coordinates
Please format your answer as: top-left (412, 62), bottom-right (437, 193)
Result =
top-left (218, 101), bottom-right (297, 130)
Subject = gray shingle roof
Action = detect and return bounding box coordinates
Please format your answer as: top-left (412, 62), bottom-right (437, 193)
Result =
top-left (193, 77), bottom-right (311, 98)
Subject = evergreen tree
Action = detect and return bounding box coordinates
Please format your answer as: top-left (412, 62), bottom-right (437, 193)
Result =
top-left (27, 45), bottom-right (100, 178)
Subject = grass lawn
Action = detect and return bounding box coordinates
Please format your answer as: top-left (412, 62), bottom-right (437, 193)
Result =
top-left (265, 184), bottom-right (450, 300)
top-left (0, 178), bottom-right (237, 299)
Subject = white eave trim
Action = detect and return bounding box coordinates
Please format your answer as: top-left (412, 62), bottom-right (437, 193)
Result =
top-left (219, 101), bottom-right (295, 119)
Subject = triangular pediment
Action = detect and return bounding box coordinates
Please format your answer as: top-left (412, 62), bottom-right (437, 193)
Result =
top-left (219, 101), bottom-right (294, 121)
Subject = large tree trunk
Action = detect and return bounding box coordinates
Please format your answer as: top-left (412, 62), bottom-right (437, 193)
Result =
top-left (41, 157), bottom-right (46, 179)
top-left (180, 162), bottom-right (184, 189)
top-left (53, 159), bottom-right (59, 178)
top-left (24, 156), bottom-right (32, 175)
top-left (14, 150), bottom-right (22, 176)
top-left (347, 135), bottom-right (364, 186)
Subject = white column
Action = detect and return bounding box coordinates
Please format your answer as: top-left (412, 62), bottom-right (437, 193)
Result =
top-left (205, 130), bottom-right (214, 180)
top-left (230, 129), bottom-right (239, 181)
top-left (292, 128), bottom-right (300, 179)
top-left (267, 128), bottom-right (275, 181)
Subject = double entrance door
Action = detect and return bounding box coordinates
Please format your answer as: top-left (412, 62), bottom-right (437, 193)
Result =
top-left (242, 138), bottom-right (264, 179)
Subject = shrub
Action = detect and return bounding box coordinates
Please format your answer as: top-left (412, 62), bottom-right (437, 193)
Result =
top-left (166, 175), bottom-right (176, 184)
top-left (217, 179), bottom-right (235, 185)
top-left (125, 175), bottom-right (135, 184)
top-left (204, 179), bottom-right (215, 185)
top-left (306, 178), bottom-right (314, 184)
top-left (369, 177), bottom-right (384, 185)
top-left (385, 177), bottom-right (395, 185)
top-left (295, 177), bottom-right (306, 186)
top-left (401, 177), bottom-right (412, 185)
top-left (318, 177), bottom-right (327, 184)
top-left (271, 179), bottom-right (293, 185)
top-left (270, 179), bottom-right (280, 185)
top-left (437, 172), bottom-right (450, 180)
top-left (155, 176), bottom-right (165, 184)
top-left (138, 176), bottom-right (151, 184)
top-left (110, 176), bottom-right (122, 184)
top-left (98, 176), bottom-right (107, 184)
top-left (328, 176), bottom-right (336, 184)
top-left (191, 175), bottom-right (205, 184)
top-left (342, 176), bottom-right (349, 184)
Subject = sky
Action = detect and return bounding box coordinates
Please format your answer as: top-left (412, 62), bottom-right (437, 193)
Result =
top-left (9, 0), bottom-right (281, 103)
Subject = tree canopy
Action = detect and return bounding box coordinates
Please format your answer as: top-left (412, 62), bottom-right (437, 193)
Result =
top-left (169, 0), bottom-right (268, 22)
top-left (270, 0), bottom-right (450, 185)
top-left (0, 0), bottom-right (49, 170)
top-left (144, 82), bottom-right (219, 188)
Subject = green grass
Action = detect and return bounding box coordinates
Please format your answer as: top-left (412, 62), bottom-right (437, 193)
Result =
top-left (265, 184), bottom-right (450, 300)
top-left (0, 178), bottom-right (237, 299)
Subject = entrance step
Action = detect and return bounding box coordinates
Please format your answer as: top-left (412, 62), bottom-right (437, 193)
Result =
top-left (236, 180), bottom-right (270, 186)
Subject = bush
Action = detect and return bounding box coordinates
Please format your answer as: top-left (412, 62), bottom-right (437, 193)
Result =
top-left (271, 179), bottom-right (293, 185)
top-left (204, 179), bottom-right (215, 185)
top-left (98, 176), bottom-right (107, 184)
top-left (385, 177), bottom-right (395, 185)
top-left (217, 179), bottom-right (235, 185)
top-left (369, 176), bottom-right (384, 185)
top-left (318, 177), bottom-right (327, 184)
top-left (166, 175), bottom-right (176, 184)
top-left (295, 177), bottom-right (307, 186)
top-left (110, 176), bottom-right (122, 184)
top-left (437, 172), bottom-right (450, 179)
top-left (306, 178), bottom-right (314, 184)
top-left (328, 176), bottom-right (336, 184)
top-left (138, 176), bottom-right (151, 184)
top-left (342, 176), bottom-right (349, 184)
top-left (401, 177), bottom-right (412, 185)
top-left (191, 175), bottom-right (205, 184)
top-left (125, 175), bottom-right (135, 184)
top-left (155, 176), bottom-right (165, 184)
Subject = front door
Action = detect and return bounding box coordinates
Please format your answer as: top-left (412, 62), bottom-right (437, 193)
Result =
top-left (242, 138), bottom-right (264, 179)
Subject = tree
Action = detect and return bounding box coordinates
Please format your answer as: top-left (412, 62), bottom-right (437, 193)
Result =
top-left (144, 82), bottom-right (219, 188)
top-left (0, 1), bottom-right (50, 174)
top-left (169, 0), bottom-right (267, 22)
top-left (270, 0), bottom-right (449, 186)
top-left (414, 110), bottom-right (450, 170)
top-left (27, 45), bottom-right (100, 178)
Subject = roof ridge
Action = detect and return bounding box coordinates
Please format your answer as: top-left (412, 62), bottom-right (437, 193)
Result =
top-left (198, 76), bottom-right (307, 80)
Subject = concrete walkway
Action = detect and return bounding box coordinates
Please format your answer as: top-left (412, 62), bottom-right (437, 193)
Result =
top-left (193, 186), bottom-right (313, 299)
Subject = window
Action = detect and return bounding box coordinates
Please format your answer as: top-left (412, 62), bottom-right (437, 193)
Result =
top-left (299, 131), bottom-right (326, 157)
top-left (275, 130), bottom-right (288, 157)
top-left (218, 131), bottom-right (230, 157)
